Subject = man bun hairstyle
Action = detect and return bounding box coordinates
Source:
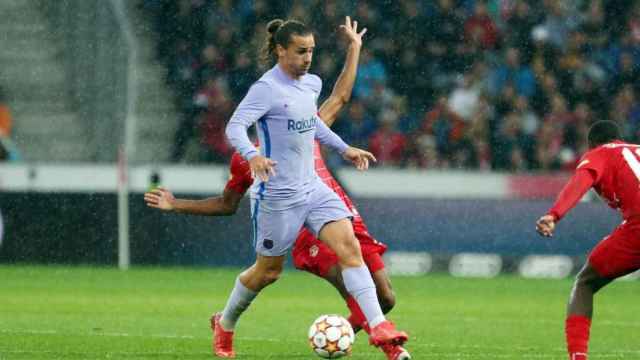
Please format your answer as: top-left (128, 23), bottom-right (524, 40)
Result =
top-left (260, 19), bottom-right (311, 66)
top-left (588, 120), bottom-right (622, 148)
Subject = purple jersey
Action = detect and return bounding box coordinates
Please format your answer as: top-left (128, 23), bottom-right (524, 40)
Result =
top-left (226, 64), bottom-right (348, 201)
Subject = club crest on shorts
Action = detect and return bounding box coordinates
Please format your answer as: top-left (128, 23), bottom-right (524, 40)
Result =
top-left (309, 245), bottom-right (319, 257)
top-left (263, 239), bottom-right (274, 249)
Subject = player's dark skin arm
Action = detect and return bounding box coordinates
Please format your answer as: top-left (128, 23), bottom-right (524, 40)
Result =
top-left (535, 168), bottom-right (611, 318)
top-left (144, 187), bottom-right (244, 216)
top-left (317, 16), bottom-right (365, 127)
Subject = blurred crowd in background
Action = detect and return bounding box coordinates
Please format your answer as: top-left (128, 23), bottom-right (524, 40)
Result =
top-left (142, 0), bottom-right (640, 172)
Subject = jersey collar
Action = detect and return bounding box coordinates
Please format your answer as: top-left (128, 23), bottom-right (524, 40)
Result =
top-left (274, 64), bottom-right (301, 85)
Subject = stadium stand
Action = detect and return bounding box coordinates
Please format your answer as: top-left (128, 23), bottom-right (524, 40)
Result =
top-left (143, 0), bottom-right (640, 171)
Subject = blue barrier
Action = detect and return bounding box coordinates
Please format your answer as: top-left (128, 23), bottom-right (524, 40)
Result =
top-left (0, 193), bottom-right (620, 266)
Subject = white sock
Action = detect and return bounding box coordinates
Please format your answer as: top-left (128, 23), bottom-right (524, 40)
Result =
top-left (220, 277), bottom-right (257, 331)
top-left (342, 265), bottom-right (386, 328)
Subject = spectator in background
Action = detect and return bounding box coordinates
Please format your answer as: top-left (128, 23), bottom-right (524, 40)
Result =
top-left (557, 29), bottom-right (606, 104)
top-left (536, 94), bottom-right (573, 170)
top-left (199, 77), bottom-right (234, 162)
top-left (566, 102), bottom-right (593, 160)
top-left (512, 96), bottom-right (538, 165)
top-left (425, 0), bottom-right (464, 79)
top-left (197, 44), bottom-right (228, 87)
top-left (493, 111), bottom-right (528, 171)
top-left (608, 52), bottom-right (640, 95)
top-left (463, 0), bottom-right (499, 50)
top-left (613, 85), bottom-right (640, 142)
top-left (527, 26), bottom-right (559, 75)
top-left (506, 0), bottom-right (541, 57)
top-left (227, 49), bottom-right (256, 102)
top-left (608, 34), bottom-right (640, 77)
top-left (353, 48), bottom-right (386, 99)
top-left (531, 72), bottom-right (559, 116)
top-left (630, 2), bottom-right (640, 44)
top-left (421, 95), bottom-right (466, 165)
top-left (368, 108), bottom-right (407, 167)
top-left (167, 39), bottom-right (199, 110)
top-left (580, 0), bottom-right (609, 51)
top-left (0, 86), bottom-right (19, 162)
top-left (405, 131), bottom-right (440, 169)
top-left (448, 71), bottom-right (482, 121)
top-left (171, 75), bottom-right (227, 163)
top-left (489, 47), bottom-right (536, 99)
top-left (0, 88), bottom-right (11, 139)
top-left (463, 95), bottom-right (493, 170)
top-left (336, 100), bottom-right (376, 150)
top-left (542, 0), bottom-right (578, 50)
top-left (205, 0), bottom-right (237, 35)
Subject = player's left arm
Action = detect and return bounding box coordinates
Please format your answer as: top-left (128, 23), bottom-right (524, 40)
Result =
top-left (318, 16), bottom-right (366, 127)
top-left (536, 169), bottom-right (596, 237)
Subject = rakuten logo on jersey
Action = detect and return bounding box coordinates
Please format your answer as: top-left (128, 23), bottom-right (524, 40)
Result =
top-left (287, 116), bottom-right (317, 134)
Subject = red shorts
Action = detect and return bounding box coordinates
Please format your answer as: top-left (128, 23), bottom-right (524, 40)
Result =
top-left (292, 227), bottom-right (387, 278)
top-left (588, 219), bottom-right (640, 278)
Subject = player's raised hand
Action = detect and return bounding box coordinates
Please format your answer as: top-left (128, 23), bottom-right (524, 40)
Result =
top-left (536, 214), bottom-right (556, 237)
top-left (339, 16), bottom-right (367, 47)
top-left (342, 146), bottom-right (376, 171)
top-left (144, 187), bottom-right (176, 211)
top-left (249, 155), bottom-right (277, 182)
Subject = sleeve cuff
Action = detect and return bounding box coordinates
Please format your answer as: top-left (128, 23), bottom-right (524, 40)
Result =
top-left (243, 150), bottom-right (259, 161)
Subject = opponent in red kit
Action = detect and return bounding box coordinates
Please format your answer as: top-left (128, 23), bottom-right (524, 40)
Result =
top-left (145, 17), bottom-right (410, 360)
top-left (536, 121), bottom-right (640, 360)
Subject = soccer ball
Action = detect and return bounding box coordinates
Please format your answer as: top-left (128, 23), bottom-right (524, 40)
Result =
top-left (308, 314), bottom-right (355, 358)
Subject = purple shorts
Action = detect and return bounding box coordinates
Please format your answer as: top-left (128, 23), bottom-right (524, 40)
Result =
top-left (250, 179), bottom-right (352, 256)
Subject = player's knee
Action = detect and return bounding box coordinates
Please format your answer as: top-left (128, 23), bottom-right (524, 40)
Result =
top-left (260, 268), bottom-right (282, 287)
top-left (340, 251), bottom-right (364, 268)
top-left (334, 238), bottom-right (363, 268)
top-left (575, 268), bottom-right (603, 292)
top-left (344, 236), bottom-right (362, 259)
top-left (260, 272), bottom-right (281, 287)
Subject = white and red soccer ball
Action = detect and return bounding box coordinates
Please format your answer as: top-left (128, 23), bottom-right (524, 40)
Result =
top-left (308, 314), bottom-right (355, 358)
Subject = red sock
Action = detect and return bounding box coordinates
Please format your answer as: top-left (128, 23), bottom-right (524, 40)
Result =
top-left (565, 315), bottom-right (591, 359)
top-left (346, 296), bottom-right (370, 334)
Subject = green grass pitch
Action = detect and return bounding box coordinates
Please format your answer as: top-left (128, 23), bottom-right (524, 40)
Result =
top-left (0, 265), bottom-right (638, 359)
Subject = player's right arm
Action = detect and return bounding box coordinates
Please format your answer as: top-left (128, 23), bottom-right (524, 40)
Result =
top-left (225, 81), bottom-right (277, 182)
top-left (536, 169), bottom-right (595, 237)
top-left (536, 151), bottom-right (607, 237)
top-left (317, 16), bottom-right (366, 127)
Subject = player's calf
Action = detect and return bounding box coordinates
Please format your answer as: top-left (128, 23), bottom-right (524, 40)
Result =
top-left (378, 289), bottom-right (396, 314)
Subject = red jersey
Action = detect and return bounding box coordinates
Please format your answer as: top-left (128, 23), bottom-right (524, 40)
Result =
top-left (224, 152), bottom-right (254, 195)
top-left (225, 141), bottom-right (373, 237)
top-left (312, 141), bottom-right (372, 236)
top-left (549, 141), bottom-right (640, 221)
top-left (581, 141), bottom-right (640, 219)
